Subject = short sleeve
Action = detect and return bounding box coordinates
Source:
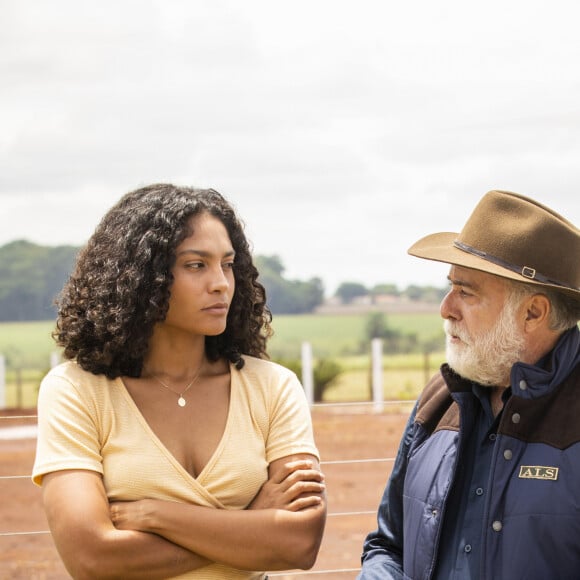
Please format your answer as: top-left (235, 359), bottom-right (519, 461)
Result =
top-left (265, 368), bottom-right (319, 464)
top-left (32, 368), bottom-right (104, 486)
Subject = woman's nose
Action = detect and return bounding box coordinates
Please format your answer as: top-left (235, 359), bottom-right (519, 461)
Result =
top-left (209, 266), bottom-right (230, 293)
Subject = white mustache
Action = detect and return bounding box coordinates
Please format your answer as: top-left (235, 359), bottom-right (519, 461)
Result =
top-left (444, 320), bottom-right (471, 345)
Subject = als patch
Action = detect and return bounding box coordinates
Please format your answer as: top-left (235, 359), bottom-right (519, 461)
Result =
top-left (518, 465), bottom-right (559, 481)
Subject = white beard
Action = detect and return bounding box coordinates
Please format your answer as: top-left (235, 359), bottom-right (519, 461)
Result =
top-left (444, 299), bottom-right (526, 386)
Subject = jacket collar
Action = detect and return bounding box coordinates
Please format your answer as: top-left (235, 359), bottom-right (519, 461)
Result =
top-left (441, 326), bottom-right (580, 399)
top-left (511, 326), bottom-right (579, 398)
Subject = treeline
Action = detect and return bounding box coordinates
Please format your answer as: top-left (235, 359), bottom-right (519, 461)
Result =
top-left (0, 240), bottom-right (79, 321)
top-left (254, 255), bottom-right (324, 314)
top-left (334, 281), bottom-right (447, 304)
top-left (0, 241), bottom-right (445, 321)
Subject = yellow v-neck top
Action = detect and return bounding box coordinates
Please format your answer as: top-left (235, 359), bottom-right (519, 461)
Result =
top-left (33, 356), bottom-right (319, 579)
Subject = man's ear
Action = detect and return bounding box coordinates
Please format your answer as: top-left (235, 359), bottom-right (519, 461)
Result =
top-left (524, 294), bottom-right (551, 330)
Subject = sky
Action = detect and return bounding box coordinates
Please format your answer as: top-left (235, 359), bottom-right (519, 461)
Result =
top-left (1, 0), bottom-right (579, 296)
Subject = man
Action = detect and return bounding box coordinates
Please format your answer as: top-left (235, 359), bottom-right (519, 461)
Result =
top-left (358, 190), bottom-right (580, 580)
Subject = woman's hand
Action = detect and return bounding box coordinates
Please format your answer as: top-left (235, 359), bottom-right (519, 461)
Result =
top-left (248, 458), bottom-right (325, 512)
top-left (110, 498), bottom-right (156, 533)
top-left (109, 458), bottom-right (325, 530)
top-left (108, 455), bottom-right (326, 571)
top-left (42, 470), bottom-right (210, 579)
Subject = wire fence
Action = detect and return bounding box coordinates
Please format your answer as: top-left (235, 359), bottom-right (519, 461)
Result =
top-left (0, 400), bottom-right (414, 579)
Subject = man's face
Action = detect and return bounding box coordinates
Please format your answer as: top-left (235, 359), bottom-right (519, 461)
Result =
top-left (441, 266), bottom-right (526, 386)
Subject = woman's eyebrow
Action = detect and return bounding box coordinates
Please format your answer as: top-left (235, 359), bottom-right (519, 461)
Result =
top-left (177, 249), bottom-right (236, 258)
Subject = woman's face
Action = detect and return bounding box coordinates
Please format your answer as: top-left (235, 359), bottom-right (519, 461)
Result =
top-left (162, 212), bottom-right (236, 338)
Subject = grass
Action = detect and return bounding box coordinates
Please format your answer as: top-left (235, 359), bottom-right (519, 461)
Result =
top-left (1, 370), bottom-right (45, 408)
top-left (0, 320), bottom-right (57, 368)
top-left (0, 320), bottom-right (58, 408)
top-left (267, 312), bottom-right (446, 403)
top-left (323, 363), bottom-right (445, 403)
top-left (0, 312), bottom-right (446, 408)
top-left (269, 312), bottom-right (444, 359)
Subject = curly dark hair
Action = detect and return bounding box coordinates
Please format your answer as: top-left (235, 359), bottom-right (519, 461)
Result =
top-left (54, 183), bottom-right (272, 378)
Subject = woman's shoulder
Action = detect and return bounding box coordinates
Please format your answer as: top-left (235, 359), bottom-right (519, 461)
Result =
top-left (237, 355), bottom-right (296, 380)
top-left (233, 356), bottom-right (304, 406)
top-left (47, 359), bottom-right (95, 379)
top-left (43, 360), bottom-right (116, 394)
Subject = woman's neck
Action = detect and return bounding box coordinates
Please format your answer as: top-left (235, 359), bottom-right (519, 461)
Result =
top-left (143, 328), bottom-right (207, 380)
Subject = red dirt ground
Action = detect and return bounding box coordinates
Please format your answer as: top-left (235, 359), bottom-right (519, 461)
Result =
top-left (0, 406), bottom-right (410, 579)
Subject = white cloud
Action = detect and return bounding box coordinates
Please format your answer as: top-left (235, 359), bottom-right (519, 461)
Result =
top-left (1, 0), bottom-right (579, 294)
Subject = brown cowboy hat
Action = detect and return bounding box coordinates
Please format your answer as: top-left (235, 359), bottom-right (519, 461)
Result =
top-left (407, 190), bottom-right (580, 301)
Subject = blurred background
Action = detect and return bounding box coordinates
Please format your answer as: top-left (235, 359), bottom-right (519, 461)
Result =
top-left (2, 0), bottom-right (579, 295)
top-left (1, 3), bottom-right (580, 576)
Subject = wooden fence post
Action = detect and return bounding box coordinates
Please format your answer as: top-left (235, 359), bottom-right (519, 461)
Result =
top-left (16, 368), bottom-right (23, 409)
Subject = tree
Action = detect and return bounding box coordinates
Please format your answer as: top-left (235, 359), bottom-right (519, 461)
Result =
top-left (365, 312), bottom-right (397, 340)
top-left (0, 240), bottom-right (450, 321)
top-left (363, 312), bottom-right (418, 354)
top-left (401, 284), bottom-right (446, 303)
top-left (276, 357), bottom-right (342, 402)
top-left (255, 255), bottom-right (324, 314)
top-left (255, 254), bottom-right (285, 277)
top-left (335, 282), bottom-right (368, 304)
top-left (0, 240), bottom-right (78, 321)
top-left (371, 283), bottom-right (400, 297)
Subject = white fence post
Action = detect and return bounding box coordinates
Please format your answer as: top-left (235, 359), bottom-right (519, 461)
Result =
top-left (50, 351), bottom-right (60, 368)
top-left (371, 338), bottom-right (384, 413)
top-left (0, 354), bottom-right (5, 410)
top-left (301, 341), bottom-right (314, 406)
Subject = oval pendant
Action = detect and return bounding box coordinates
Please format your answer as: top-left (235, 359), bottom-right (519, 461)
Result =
top-left (178, 397), bottom-right (186, 407)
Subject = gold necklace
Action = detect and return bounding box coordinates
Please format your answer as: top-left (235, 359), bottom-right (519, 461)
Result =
top-left (149, 366), bottom-right (203, 407)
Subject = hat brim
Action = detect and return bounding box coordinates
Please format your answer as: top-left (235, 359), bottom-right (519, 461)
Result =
top-left (408, 232), bottom-right (580, 300)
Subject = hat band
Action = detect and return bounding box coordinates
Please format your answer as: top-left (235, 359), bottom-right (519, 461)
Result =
top-left (453, 241), bottom-right (578, 291)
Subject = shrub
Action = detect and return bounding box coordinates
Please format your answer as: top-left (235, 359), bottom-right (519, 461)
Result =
top-left (275, 357), bottom-right (342, 402)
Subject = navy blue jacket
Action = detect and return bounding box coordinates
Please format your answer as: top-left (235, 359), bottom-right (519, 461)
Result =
top-left (359, 327), bottom-right (580, 580)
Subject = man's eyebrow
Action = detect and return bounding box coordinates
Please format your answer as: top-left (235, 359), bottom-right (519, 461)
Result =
top-left (447, 275), bottom-right (478, 290)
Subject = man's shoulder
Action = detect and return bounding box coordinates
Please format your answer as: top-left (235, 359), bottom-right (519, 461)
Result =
top-left (415, 370), bottom-right (459, 434)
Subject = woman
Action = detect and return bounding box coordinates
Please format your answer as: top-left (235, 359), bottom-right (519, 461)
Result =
top-left (33, 184), bottom-right (326, 579)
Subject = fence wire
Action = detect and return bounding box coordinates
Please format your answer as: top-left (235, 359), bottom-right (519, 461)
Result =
top-left (0, 401), bottom-right (412, 578)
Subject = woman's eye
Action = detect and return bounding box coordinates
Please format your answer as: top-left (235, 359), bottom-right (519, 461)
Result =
top-left (223, 261), bottom-right (235, 270)
top-left (186, 262), bottom-right (204, 270)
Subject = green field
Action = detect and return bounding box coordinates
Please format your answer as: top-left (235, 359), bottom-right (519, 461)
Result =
top-left (267, 312), bottom-right (445, 402)
top-left (0, 320), bottom-right (57, 368)
top-left (0, 321), bottom-right (57, 408)
top-left (268, 312), bottom-right (444, 358)
top-left (0, 312), bottom-right (446, 407)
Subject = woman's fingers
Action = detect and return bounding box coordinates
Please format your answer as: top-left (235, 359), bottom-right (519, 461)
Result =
top-left (248, 455), bottom-right (326, 511)
top-left (271, 459), bottom-right (316, 484)
top-left (285, 494), bottom-right (324, 512)
top-left (282, 467), bottom-right (324, 486)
